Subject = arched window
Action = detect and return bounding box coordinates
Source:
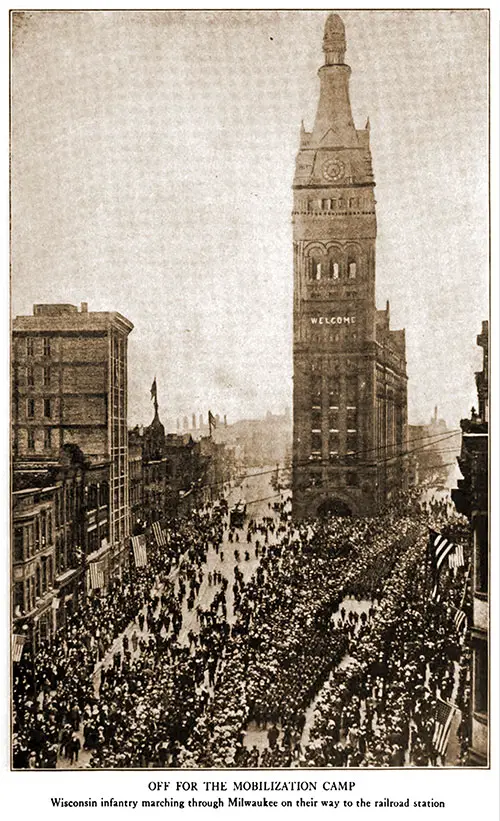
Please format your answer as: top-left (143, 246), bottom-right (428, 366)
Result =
top-left (329, 260), bottom-right (339, 280)
top-left (311, 258), bottom-right (322, 281)
top-left (348, 261), bottom-right (357, 279)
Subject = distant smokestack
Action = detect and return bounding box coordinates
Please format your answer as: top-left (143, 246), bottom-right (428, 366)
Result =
top-left (192, 413), bottom-right (196, 430)
top-left (199, 414), bottom-right (203, 429)
top-left (176, 418), bottom-right (180, 431)
top-left (183, 416), bottom-right (189, 430)
top-left (224, 414), bottom-right (227, 427)
top-left (216, 414), bottom-right (220, 426)
top-left (80, 302), bottom-right (88, 313)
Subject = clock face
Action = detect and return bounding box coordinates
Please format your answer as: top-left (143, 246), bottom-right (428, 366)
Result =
top-left (322, 158), bottom-right (345, 182)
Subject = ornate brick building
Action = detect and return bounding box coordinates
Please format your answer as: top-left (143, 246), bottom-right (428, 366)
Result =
top-left (292, 14), bottom-right (408, 518)
top-left (452, 321), bottom-right (489, 765)
top-left (12, 302), bottom-right (133, 599)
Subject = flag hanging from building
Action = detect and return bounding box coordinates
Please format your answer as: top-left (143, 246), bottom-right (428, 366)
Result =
top-left (12, 634), bottom-right (26, 663)
top-left (89, 560), bottom-right (105, 589)
top-left (448, 543), bottom-right (465, 569)
top-left (152, 521), bottom-right (166, 547)
top-left (432, 698), bottom-right (457, 757)
top-left (132, 534), bottom-right (148, 568)
top-left (429, 529), bottom-right (456, 599)
top-left (429, 529), bottom-right (456, 572)
top-left (451, 605), bottom-right (468, 634)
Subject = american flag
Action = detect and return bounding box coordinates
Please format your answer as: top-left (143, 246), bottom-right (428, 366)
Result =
top-left (429, 529), bottom-right (456, 572)
top-left (429, 530), bottom-right (456, 599)
top-left (452, 606), bottom-right (468, 634)
top-left (132, 535), bottom-right (148, 568)
top-left (89, 560), bottom-right (105, 589)
top-left (152, 521), bottom-right (166, 547)
top-left (12, 634), bottom-right (26, 663)
top-left (432, 698), bottom-right (456, 756)
top-left (448, 544), bottom-right (465, 569)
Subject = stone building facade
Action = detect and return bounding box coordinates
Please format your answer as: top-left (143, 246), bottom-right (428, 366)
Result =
top-left (12, 302), bottom-right (133, 572)
top-left (12, 302), bottom-right (133, 642)
top-left (292, 14), bottom-right (408, 518)
top-left (452, 321), bottom-right (489, 765)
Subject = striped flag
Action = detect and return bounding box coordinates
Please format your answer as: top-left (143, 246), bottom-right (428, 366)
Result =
top-left (448, 544), bottom-right (465, 569)
top-left (89, 560), bottom-right (105, 589)
top-left (432, 698), bottom-right (456, 756)
top-left (451, 606), bottom-right (468, 634)
top-left (132, 535), bottom-right (147, 568)
top-left (429, 530), bottom-right (456, 599)
top-left (152, 521), bottom-right (166, 547)
top-left (429, 529), bottom-right (456, 572)
top-left (12, 634), bottom-right (26, 663)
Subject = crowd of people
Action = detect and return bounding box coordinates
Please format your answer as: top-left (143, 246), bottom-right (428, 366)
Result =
top-left (12, 479), bottom-right (471, 770)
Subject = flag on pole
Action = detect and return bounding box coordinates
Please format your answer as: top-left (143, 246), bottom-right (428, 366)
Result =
top-left (432, 698), bottom-right (457, 757)
top-left (12, 634), bottom-right (26, 663)
top-left (132, 535), bottom-right (148, 568)
top-left (152, 521), bottom-right (166, 547)
top-left (448, 544), bottom-right (465, 569)
top-left (89, 560), bottom-right (105, 589)
top-left (451, 605), bottom-right (468, 634)
top-left (429, 529), bottom-right (456, 599)
top-left (208, 410), bottom-right (217, 436)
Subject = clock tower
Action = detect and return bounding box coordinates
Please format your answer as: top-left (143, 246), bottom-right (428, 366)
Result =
top-left (292, 14), bottom-right (408, 518)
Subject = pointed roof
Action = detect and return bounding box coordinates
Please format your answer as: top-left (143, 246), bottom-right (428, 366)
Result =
top-left (310, 14), bottom-right (358, 149)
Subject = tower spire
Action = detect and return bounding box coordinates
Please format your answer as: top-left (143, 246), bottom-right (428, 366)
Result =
top-left (323, 13), bottom-right (346, 65)
top-left (311, 14), bottom-right (358, 148)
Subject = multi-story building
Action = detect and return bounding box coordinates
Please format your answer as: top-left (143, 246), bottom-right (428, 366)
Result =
top-left (12, 302), bottom-right (133, 609)
top-left (292, 14), bottom-right (408, 518)
top-left (128, 427), bottom-right (144, 535)
top-left (452, 321), bottom-right (489, 765)
top-left (12, 485), bottom-right (57, 647)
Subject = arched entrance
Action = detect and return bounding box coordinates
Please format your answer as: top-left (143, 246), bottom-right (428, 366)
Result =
top-left (317, 497), bottom-right (353, 517)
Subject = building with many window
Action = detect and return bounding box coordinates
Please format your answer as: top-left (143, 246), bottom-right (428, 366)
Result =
top-left (292, 14), bottom-right (408, 518)
top-left (12, 303), bottom-right (133, 640)
top-left (452, 320), bottom-right (489, 765)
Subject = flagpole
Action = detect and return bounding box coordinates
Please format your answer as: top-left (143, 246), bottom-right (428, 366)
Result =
top-left (459, 561), bottom-right (472, 610)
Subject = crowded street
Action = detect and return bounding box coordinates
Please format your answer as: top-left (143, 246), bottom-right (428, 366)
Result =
top-left (13, 468), bottom-right (472, 770)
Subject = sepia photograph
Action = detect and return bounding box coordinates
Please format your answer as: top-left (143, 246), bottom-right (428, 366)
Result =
top-left (9, 8), bottom-right (490, 774)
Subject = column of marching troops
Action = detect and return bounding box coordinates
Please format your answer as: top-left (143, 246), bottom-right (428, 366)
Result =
top-left (13, 484), bottom-right (472, 769)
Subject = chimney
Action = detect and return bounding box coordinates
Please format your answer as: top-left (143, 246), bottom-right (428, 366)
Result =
top-left (224, 414), bottom-right (227, 427)
top-left (192, 413), bottom-right (196, 430)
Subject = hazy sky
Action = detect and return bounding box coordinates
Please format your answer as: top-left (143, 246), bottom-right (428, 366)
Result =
top-left (11, 10), bottom-right (488, 430)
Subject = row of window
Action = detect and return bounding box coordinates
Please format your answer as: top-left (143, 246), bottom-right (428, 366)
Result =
top-left (310, 376), bottom-right (359, 405)
top-left (24, 366), bottom-right (52, 387)
top-left (86, 482), bottom-right (109, 510)
top-left (13, 558), bottom-right (54, 616)
top-left (25, 397), bottom-right (52, 418)
top-left (310, 430), bottom-right (358, 459)
top-left (307, 471), bottom-right (359, 487)
top-left (308, 259), bottom-right (357, 281)
top-left (299, 197), bottom-right (364, 212)
top-left (13, 512), bottom-right (54, 562)
top-left (24, 338), bottom-right (51, 357)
